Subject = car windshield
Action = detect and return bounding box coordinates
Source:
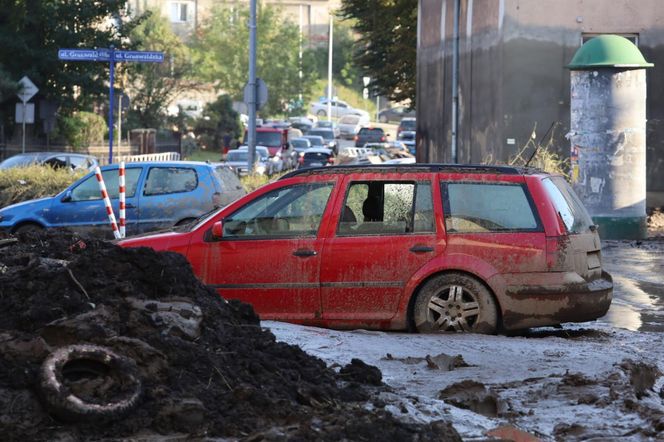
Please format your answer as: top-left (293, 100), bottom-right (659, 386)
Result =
top-left (304, 152), bottom-right (331, 160)
top-left (291, 139), bottom-right (310, 148)
top-left (304, 136), bottom-right (324, 147)
top-left (339, 116), bottom-right (359, 125)
top-left (244, 131), bottom-right (282, 147)
top-left (359, 128), bottom-right (384, 135)
top-left (226, 151), bottom-right (249, 162)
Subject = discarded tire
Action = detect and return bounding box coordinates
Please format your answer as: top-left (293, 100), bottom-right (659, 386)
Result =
top-left (39, 344), bottom-right (143, 422)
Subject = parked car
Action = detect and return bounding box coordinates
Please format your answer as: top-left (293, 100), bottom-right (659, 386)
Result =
top-left (291, 137), bottom-right (313, 160)
top-left (337, 114), bottom-right (370, 140)
top-left (301, 135), bottom-right (326, 149)
top-left (119, 164), bottom-right (612, 334)
top-left (297, 148), bottom-right (335, 169)
top-left (306, 128), bottom-right (338, 154)
top-left (0, 152), bottom-right (99, 172)
top-left (314, 120), bottom-right (340, 138)
top-left (378, 106), bottom-right (415, 123)
top-left (355, 127), bottom-right (387, 147)
top-left (397, 117), bottom-right (416, 154)
top-left (309, 99), bottom-right (369, 119)
top-left (237, 145), bottom-right (283, 174)
top-left (224, 149), bottom-right (273, 176)
top-left (0, 161), bottom-right (245, 237)
top-left (288, 116), bottom-right (313, 134)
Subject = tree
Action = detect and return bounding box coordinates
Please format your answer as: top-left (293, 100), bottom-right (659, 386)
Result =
top-left (193, 94), bottom-right (242, 152)
top-left (309, 21), bottom-right (363, 92)
top-left (124, 10), bottom-right (194, 130)
top-left (339, 0), bottom-right (417, 106)
top-left (192, 3), bottom-right (318, 116)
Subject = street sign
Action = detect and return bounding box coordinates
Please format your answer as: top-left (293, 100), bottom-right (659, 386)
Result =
top-left (15, 103), bottom-right (35, 123)
top-left (363, 88), bottom-right (369, 99)
top-left (58, 49), bottom-right (164, 63)
top-left (58, 47), bottom-right (164, 163)
top-left (17, 76), bottom-right (38, 102)
top-left (243, 78), bottom-right (268, 110)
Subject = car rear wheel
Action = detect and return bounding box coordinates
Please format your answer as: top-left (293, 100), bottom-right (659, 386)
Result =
top-left (413, 273), bottom-right (498, 334)
top-left (379, 115), bottom-right (388, 123)
top-left (317, 110), bottom-right (327, 117)
top-left (14, 223), bottom-right (43, 234)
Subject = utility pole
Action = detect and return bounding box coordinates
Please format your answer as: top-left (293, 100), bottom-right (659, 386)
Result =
top-left (327, 15), bottom-right (333, 121)
top-left (248, 0), bottom-right (257, 172)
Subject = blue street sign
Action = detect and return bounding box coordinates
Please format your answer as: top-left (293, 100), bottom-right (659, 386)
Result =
top-left (58, 48), bottom-right (164, 63)
top-left (58, 47), bottom-right (164, 163)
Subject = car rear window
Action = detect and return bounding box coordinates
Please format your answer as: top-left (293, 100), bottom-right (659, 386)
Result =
top-left (441, 182), bottom-right (541, 232)
top-left (244, 131), bottom-right (282, 146)
top-left (542, 177), bottom-right (594, 234)
top-left (359, 128), bottom-right (384, 135)
top-left (399, 120), bottom-right (416, 130)
top-left (304, 152), bottom-right (331, 160)
top-left (213, 166), bottom-right (242, 191)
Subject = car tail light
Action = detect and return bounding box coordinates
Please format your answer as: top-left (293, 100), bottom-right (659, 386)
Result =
top-left (327, 157), bottom-right (334, 164)
top-left (298, 156), bottom-right (304, 165)
top-left (354, 135), bottom-right (358, 141)
top-left (380, 136), bottom-right (386, 142)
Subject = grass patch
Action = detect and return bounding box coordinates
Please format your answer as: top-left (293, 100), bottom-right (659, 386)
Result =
top-left (0, 166), bottom-right (85, 208)
top-left (183, 148), bottom-right (222, 163)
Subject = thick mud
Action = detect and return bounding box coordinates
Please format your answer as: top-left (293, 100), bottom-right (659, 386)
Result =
top-left (0, 230), bottom-right (461, 441)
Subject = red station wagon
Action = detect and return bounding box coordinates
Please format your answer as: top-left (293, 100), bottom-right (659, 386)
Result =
top-left (119, 164), bottom-right (613, 333)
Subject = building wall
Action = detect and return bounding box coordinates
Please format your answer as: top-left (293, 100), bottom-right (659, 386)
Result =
top-left (417, 0), bottom-right (664, 205)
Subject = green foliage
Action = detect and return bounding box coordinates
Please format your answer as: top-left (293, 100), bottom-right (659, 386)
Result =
top-left (124, 10), bottom-right (194, 130)
top-left (308, 21), bottom-right (363, 91)
top-left (193, 95), bottom-right (242, 151)
top-left (339, 0), bottom-right (417, 105)
top-left (192, 4), bottom-right (318, 117)
top-left (240, 171), bottom-right (285, 193)
top-left (0, 166), bottom-right (84, 208)
top-left (53, 112), bottom-right (106, 152)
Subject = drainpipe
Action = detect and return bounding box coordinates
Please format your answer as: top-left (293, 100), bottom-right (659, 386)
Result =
top-left (451, 0), bottom-right (460, 163)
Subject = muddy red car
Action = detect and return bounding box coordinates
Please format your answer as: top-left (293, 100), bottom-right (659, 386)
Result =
top-left (119, 164), bottom-right (612, 333)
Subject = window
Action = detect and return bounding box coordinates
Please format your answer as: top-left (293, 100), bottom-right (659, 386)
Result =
top-left (542, 177), bottom-right (594, 234)
top-left (582, 33), bottom-right (638, 45)
top-left (169, 1), bottom-right (190, 23)
top-left (223, 183), bottom-right (333, 238)
top-left (144, 167), bottom-right (198, 196)
top-left (70, 169), bottom-right (141, 202)
top-left (441, 182), bottom-right (540, 233)
top-left (44, 156), bottom-right (68, 170)
top-left (338, 181), bottom-right (434, 235)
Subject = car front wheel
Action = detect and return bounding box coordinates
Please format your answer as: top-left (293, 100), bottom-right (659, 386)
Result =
top-left (413, 273), bottom-right (498, 334)
top-left (317, 110), bottom-right (327, 117)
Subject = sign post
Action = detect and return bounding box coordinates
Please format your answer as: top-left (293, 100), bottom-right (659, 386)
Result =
top-left (58, 47), bottom-right (164, 163)
top-left (17, 76), bottom-right (39, 154)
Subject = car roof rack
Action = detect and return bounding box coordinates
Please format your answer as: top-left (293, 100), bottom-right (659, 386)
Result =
top-left (280, 163), bottom-right (539, 180)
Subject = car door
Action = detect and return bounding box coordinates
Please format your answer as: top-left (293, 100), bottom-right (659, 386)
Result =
top-left (45, 167), bottom-right (142, 236)
top-left (320, 173), bottom-right (439, 321)
top-left (188, 177), bottom-right (339, 321)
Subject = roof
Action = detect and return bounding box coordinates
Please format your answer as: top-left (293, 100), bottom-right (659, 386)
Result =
top-left (280, 163), bottom-right (540, 180)
top-left (567, 35), bottom-right (654, 70)
top-left (101, 161), bottom-right (210, 169)
top-left (304, 147), bottom-right (333, 154)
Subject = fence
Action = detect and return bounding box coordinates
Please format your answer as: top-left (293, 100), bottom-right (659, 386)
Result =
top-left (109, 152), bottom-right (181, 165)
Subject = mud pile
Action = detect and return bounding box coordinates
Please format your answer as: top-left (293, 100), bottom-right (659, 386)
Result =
top-left (0, 231), bottom-right (461, 441)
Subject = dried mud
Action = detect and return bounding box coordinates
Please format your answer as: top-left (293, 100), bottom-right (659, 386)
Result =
top-left (0, 230), bottom-right (461, 441)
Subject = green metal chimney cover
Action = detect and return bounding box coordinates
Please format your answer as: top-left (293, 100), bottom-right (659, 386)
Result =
top-left (567, 35), bottom-right (653, 69)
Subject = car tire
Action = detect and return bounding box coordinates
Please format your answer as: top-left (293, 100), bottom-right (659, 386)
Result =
top-left (317, 110), bottom-right (327, 117)
top-left (379, 115), bottom-right (388, 123)
top-left (14, 223), bottom-right (44, 234)
top-left (412, 273), bottom-right (498, 334)
top-left (39, 344), bottom-right (143, 422)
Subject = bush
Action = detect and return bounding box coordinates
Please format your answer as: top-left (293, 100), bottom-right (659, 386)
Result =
top-left (53, 112), bottom-right (107, 152)
top-left (0, 166), bottom-right (84, 208)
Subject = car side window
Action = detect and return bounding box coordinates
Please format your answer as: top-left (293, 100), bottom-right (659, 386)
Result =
top-left (70, 169), bottom-right (141, 201)
top-left (441, 182), bottom-right (541, 232)
top-left (144, 167), bottom-right (198, 196)
top-left (223, 183), bottom-right (334, 238)
top-left (338, 181), bottom-right (434, 235)
top-left (44, 156), bottom-right (68, 169)
top-left (69, 156), bottom-right (87, 170)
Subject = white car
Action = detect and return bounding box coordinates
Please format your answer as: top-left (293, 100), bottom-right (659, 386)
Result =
top-left (238, 145), bottom-right (284, 173)
top-left (337, 114), bottom-right (371, 140)
top-left (309, 99), bottom-right (369, 119)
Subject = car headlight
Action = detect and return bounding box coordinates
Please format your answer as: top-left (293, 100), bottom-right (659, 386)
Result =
top-left (256, 165), bottom-right (266, 174)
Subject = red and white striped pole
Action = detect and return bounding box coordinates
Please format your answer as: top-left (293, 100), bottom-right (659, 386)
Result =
top-left (94, 167), bottom-right (121, 240)
top-left (118, 162), bottom-right (126, 238)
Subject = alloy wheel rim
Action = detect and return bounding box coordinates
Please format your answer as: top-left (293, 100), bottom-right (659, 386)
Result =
top-left (426, 285), bottom-right (480, 332)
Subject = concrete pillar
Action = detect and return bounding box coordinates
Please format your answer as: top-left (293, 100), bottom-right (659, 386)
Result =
top-left (567, 35), bottom-right (653, 240)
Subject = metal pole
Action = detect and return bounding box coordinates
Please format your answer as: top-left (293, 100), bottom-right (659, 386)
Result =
top-left (248, 0), bottom-right (257, 173)
top-left (451, 0), bottom-right (460, 164)
top-left (108, 46), bottom-right (116, 164)
top-left (117, 94), bottom-right (122, 149)
top-left (21, 101), bottom-right (26, 154)
top-left (327, 15), bottom-right (333, 120)
top-left (298, 4), bottom-right (303, 104)
top-left (376, 96), bottom-right (379, 122)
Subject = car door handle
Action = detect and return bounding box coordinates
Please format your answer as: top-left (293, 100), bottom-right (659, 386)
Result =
top-left (293, 249), bottom-right (317, 257)
top-left (410, 245), bottom-right (434, 253)
top-left (125, 203), bottom-right (136, 209)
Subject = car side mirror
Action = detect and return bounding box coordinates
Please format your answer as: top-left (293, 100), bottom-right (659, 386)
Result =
top-left (61, 190), bottom-right (72, 202)
top-left (211, 220), bottom-right (224, 239)
top-left (282, 143), bottom-right (289, 150)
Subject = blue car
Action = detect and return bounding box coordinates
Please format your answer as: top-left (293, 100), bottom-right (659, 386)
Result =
top-left (0, 161), bottom-right (246, 237)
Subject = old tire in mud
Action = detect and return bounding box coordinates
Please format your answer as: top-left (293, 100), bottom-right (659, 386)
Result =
top-left (413, 273), bottom-right (498, 334)
top-left (39, 344), bottom-right (143, 422)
